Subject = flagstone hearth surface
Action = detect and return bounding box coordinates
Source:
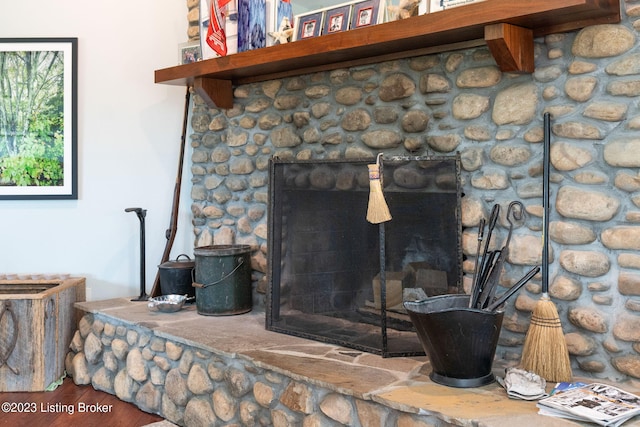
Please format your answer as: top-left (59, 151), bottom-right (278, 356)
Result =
top-left (76, 298), bottom-right (640, 426)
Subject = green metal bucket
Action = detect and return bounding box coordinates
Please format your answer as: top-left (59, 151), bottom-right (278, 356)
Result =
top-left (192, 244), bottom-right (252, 316)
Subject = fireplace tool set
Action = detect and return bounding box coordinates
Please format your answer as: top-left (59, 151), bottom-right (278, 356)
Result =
top-left (405, 198), bottom-right (540, 387)
top-left (469, 201), bottom-right (540, 312)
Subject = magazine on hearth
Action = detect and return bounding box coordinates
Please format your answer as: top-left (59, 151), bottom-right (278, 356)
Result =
top-left (537, 382), bottom-right (640, 426)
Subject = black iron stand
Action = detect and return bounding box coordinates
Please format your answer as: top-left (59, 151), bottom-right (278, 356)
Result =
top-left (125, 207), bottom-right (149, 301)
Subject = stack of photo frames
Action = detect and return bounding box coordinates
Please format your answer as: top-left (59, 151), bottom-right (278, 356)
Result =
top-left (295, 0), bottom-right (385, 41)
top-left (294, 0), bottom-right (434, 41)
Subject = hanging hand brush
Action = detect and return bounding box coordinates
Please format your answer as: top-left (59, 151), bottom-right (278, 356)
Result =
top-left (366, 153), bottom-right (392, 224)
top-left (520, 112), bottom-right (572, 383)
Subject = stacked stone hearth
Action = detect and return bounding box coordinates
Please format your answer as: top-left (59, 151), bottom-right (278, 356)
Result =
top-left (66, 312), bottom-right (443, 426)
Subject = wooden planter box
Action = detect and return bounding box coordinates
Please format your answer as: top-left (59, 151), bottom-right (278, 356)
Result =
top-left (0, 277), bottom-right (85, 391)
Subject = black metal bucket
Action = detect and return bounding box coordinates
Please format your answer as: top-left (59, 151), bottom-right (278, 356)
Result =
top-left (158, 254), bottom-right (195, 298)
top-left (404, 294), bottom-right (504, 388)
top-left (192, 245), bottom-right (252, 316)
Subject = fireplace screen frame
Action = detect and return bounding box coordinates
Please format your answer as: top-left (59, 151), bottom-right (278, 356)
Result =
top-left (266, 155), bottom-right (463, 357)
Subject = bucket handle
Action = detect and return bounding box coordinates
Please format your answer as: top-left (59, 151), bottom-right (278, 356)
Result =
top-left (176, 253), bottom-right (191, 261)
top-left (192, 257), bottom-right (245, 289)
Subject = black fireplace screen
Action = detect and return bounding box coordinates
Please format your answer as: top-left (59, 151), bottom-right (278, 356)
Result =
top-left (266, 156), bottom-right (462, 357)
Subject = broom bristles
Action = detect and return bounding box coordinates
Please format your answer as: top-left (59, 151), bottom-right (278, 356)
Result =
top-left (366, 163), bottom-right (392, 224)
top-left (521, 294), bottom-right (573, 383)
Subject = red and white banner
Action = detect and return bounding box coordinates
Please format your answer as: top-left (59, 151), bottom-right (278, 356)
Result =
top-left (206, 0), bottom-right (232, 56)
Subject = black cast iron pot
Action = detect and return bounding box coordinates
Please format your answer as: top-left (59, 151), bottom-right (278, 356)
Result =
top-left (158, 254), bottom-right (195, 298)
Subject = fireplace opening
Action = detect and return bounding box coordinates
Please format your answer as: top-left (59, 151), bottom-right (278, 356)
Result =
top-left (266, 156), bottom-right (462, 357)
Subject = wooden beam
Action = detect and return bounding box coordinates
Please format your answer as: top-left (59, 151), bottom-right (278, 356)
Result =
top-left (193, 77), bottom-right (233, 109)
top-left (484, 23), bottom-right (534, 73)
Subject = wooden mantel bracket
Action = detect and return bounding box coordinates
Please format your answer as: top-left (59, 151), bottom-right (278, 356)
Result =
top-left (484, 23), bottom-right (534, 73)
top-left (194, 77), bottom-right (233, 109)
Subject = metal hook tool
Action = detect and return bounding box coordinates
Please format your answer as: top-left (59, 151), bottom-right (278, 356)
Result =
top-left (504, 200), bottom-right (524, 250)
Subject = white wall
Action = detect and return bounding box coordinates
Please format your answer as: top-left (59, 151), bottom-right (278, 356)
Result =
top-left (0, 1), bottom-right (192, 300)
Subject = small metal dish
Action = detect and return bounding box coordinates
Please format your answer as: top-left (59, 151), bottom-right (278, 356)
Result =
top-left (147, 294), bottom-right (191, 313)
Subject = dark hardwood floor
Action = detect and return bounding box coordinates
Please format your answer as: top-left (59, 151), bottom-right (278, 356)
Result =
top-left (0, 378), bottom-right (165, 427)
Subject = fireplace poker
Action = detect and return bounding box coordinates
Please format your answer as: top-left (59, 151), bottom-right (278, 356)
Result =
top-left (469, 217), bottom-right (485, 307)
top-left (476, 249), bottom-right (501, 309)
top-left (125, 207), bottom-right (149, 301)
top-left (486, 265), bottom-right (540, 312)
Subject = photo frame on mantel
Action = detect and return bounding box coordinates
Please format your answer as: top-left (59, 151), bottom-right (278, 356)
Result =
top-left (351, 0), bottom-right (382, 29)
top-left (179, 41), bottom-right (202, 64)
top-left (0, 38), bottom-right (77, 200)
top-left (323, 4), bottom-right (352, 35)
top-left (295, 11), bottom-right (324, 40)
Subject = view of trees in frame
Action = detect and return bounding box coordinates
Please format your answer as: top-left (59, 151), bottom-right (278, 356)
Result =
top-left (0, 38), bottom-right (77, 199)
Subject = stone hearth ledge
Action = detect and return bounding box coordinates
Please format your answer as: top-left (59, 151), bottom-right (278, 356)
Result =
top-left (73, 298), bottom-right (640, 426)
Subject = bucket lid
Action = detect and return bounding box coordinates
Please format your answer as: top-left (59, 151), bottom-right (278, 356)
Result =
top-left (194, 244), bottom-right (252, 256)
top-left (158, 254), bottom-right (194, 269)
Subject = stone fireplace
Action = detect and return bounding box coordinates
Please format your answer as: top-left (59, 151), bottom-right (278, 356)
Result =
top-left (186, 2), bottom-right (640, 381)
top-left (55, 3), bottom-right (640, 426)
top-left (265, 156), bottom-right (461, 356)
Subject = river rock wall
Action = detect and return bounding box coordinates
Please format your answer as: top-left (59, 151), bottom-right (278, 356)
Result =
top-left (183, 2), bottom-right (640, 381)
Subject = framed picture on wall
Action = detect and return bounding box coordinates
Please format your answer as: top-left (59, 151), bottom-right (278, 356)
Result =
top-left (323, 4), bottom-right (352, 34)
top-left (295, 11), bottom-right (324, 40)
top-left (0, 38), bottom-right (77, 200)
top-left (351, 0), bottom-right (382, 29)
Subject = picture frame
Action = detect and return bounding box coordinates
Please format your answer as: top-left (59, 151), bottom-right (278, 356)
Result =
top-left (268, 0), bottom-right (294, 46)
top-left (200, 0), bottom-right (239, 59)
top-left (179, 41), bottom-right (202, 64)
top-left (385, 0), bottom-right (421, 22)
top-left (275, 0), bottom-right (293, 32)
top-left (430, 0), bottom-right (484, 12)
top-left (238, 0), bottom-right (267, 52)
top-left (351, 0), bottom-right (382, 29)
top-left (323, 4), bottom-right (352, 34)
top-left (295, 11), bottom-right (324, 40)
top-left (0, 38), bottom-right (77, 200)
top-left (199, 0), bottom-right (215, 59)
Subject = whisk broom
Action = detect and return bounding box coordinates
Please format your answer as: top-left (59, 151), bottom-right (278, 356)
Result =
top-left (520, 112), bottom-right (572, 383)
top-left (366, 153), bottom-right (392, 224)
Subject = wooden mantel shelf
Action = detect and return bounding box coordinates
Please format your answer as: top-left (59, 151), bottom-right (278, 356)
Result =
top-left (155, 0), bottom-right (620, 108)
